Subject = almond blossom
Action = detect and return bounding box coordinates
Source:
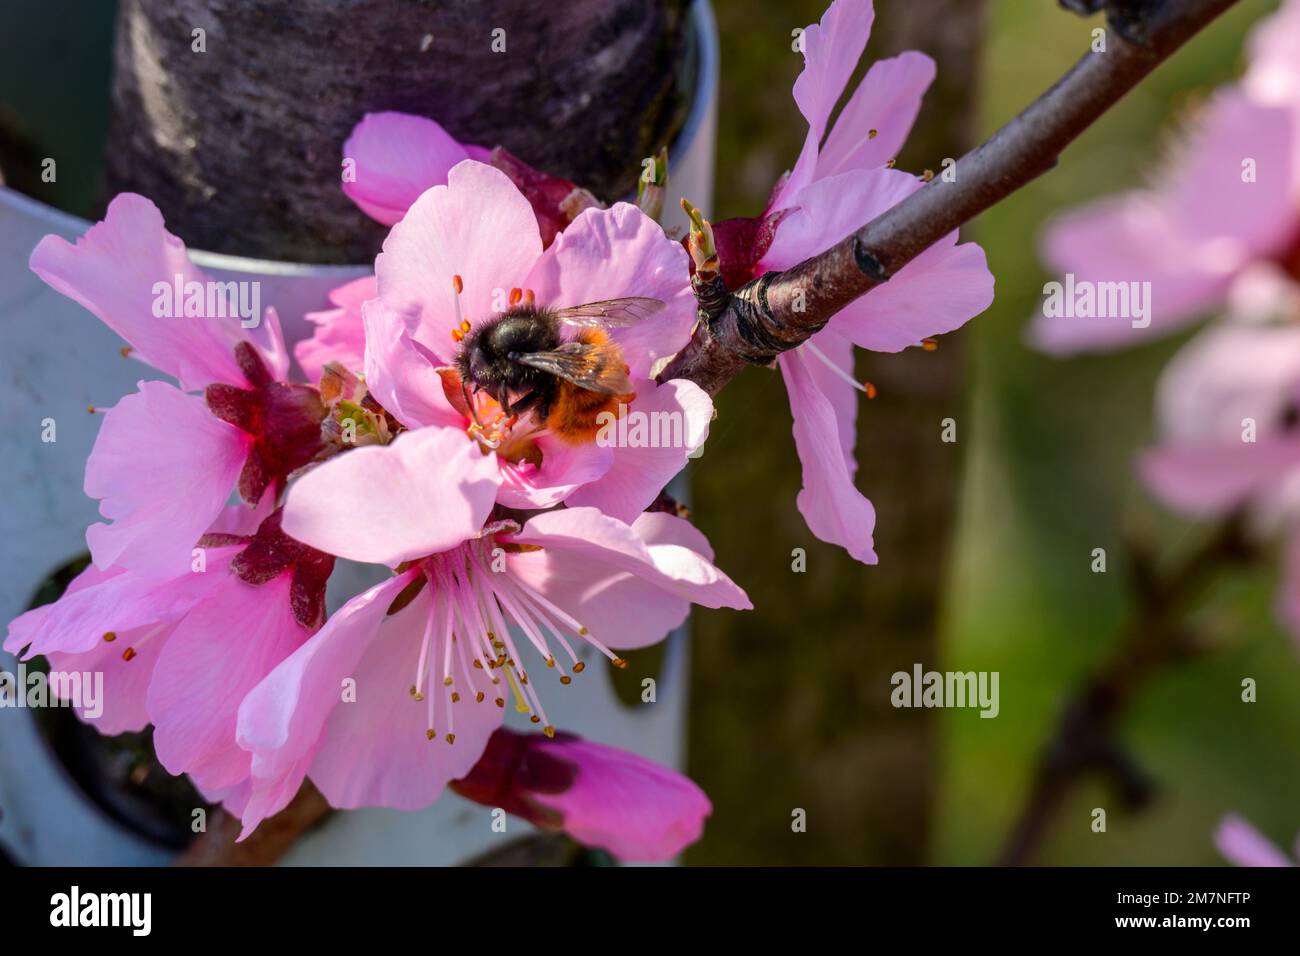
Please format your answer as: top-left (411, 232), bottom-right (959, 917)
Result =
top-left (3, 506), bottom-right (331, 793)
top-left (234, 506), bottom-right (748, 834)
top-left (450, 728), bottom-right (711, 862)
top-left (298, 111), bottom-right (604, 383)
top-left (28, 194), bottom-right (320, 578)
top-left (283, 158), bottom-right (711, 535)
top-left (1030, 0), bottom-right (1300, 354)
top-left (698, 0), bottom-right (994, 563)
top-left (10, 128), bottom-right (747, 855)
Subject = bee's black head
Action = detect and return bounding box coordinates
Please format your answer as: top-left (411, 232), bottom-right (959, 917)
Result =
top-left (456, 306), bottom-right (562, 400)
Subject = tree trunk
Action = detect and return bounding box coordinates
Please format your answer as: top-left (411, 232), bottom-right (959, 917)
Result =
top-left (103, 0), bottom-right (691, 262)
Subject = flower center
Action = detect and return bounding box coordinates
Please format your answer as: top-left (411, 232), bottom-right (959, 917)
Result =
top-left (395, 530), bottom-right (626, 745)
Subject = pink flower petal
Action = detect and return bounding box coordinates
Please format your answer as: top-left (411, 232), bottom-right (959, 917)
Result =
top-left (779, 345), bottom-right (878, 564)
top-left (1153, 323), bottom-right (1300, 446)
top-left (565, 378), bottom-right (713, 522)
top-left (84, 381), bottom-right (250, 578)
top-left (147, 571), bottom-right (309, 790)
top-left (5, 550), bottom-right (238, 660)
top-left (506, 507), bottom-right (751, 617)
top-left (1215, 814), bottom-right (1294, 867)
top-left (1139, 436), bottom-right (1300, 517)
top-left (818, 51), bottom-right (936, 178)
top-left (376, 160), bottom-right (541, 347)
top-left (306, 583), bottom-right (504, 810)
top-left (42, 623), bottom-right (167, 736)
top-left (453, 729), bottom-right (710, 862)
top-left (529, 735), bottom-right (711, 861)
top-left (495, 435), bottom-right (614, 511)
top-left (507, 510), bottom-right (737, 651)
top-left (523, 203), bottom-right (695, 379)
top-left (29, 193), bottom-right (278, 390)
top-left (295, 275), bottom-right (375, 382)
top-left (764, 167), bottom-right (920, 269)
top-left (1033, 92), bottom-right (1296, 354)
top-left (237, 572), bottom-right (416, 782)
top-left (5, 550), bottom-right (241, 734)
top-left (341, 112), bottom-right (472, 226)
top-left (361, 298), bottom-right (462, 430)
top-left (799, 327), bottom-right (858, 468)
top-left (280, 425), bottom-right (500, 565)
top-left (1246, 0), bottom-right (1300, 107)
top-left (763, 168), bottom-right (994, 353)
top-left (1167, 92), bottom-right (1296, 256)
top-left (772, 0), bottom-right (877, 211)
top-left (835, 237), bottom-right (995, 352)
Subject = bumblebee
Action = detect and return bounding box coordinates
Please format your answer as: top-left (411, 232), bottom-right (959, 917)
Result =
top-left (455, 293), bottom-right (665, 444)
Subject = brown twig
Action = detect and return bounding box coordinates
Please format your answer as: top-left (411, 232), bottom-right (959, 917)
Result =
top-left (996, 515), bottom-right (1256, 866)
top-left (659, 0), bottom-right (1241, 395)
top-left (175, 781), bottom-right (333, 866)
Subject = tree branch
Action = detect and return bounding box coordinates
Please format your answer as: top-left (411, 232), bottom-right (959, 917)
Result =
top-left (996, 515), bottom-right (1256, 866)
top-left (659, 0), bottom-right (1241, 395)
top-left (176, 781), bottom-right (333, 867)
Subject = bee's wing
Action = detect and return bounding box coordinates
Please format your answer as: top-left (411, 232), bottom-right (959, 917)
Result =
top-left (511, 340), bottom-right (633, 394)
top-left (551, 296), bottom-right (666, 328)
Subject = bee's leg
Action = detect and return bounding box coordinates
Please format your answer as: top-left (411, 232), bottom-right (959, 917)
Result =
top-left (507, 390), bottom-right (542, 416)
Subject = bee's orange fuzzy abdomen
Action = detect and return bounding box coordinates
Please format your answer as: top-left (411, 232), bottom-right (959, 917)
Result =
top-left (544, 329), bottom-right (633, 444)
top-left (546, 383), bottom-right (636, 444)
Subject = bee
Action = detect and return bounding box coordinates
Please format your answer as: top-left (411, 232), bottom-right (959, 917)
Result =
top-left (455, 290), bottom-right (665, 445)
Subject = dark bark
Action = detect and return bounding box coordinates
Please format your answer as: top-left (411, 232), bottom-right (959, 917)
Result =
top-left (103, 0), bottom-right (691, 262)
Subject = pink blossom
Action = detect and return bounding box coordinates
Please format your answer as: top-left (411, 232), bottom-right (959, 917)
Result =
top-left (450, 728), bottom-right (711, 861)
top-left (284, 159), bottom-right (708, 539)
top-left (1244, 0), bottom-right (1300, 112)
top-left (294, 275), bottom-right (374, 381)
top-left (1139, 313), bottom-right (1300, 643)
top-left (1215, 814), bottom-right (1297, 866)
top-left (706, 0), bottom-right (994, 563)
top-left (235, 507), bottom-right (748, 835)
top-left (3, 507), bottom-right (331, 795)
top-left (29, 195), bottom-right (328, 578)
top-left (340, 110), bottom-right (594, 245)
top-left (4, 554), bottom-right (236, 736)
top-left (1031, 0), bottom-right (1300, 355)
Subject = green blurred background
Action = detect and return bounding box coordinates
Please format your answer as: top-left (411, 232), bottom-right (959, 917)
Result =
top-left (692, 0), bottom-right (1300, 865)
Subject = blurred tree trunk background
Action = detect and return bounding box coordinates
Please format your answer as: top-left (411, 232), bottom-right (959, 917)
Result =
top-left (688, 0), bottom-right (986, 865)
top-left (103, 0), bottom-right (692, 262)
